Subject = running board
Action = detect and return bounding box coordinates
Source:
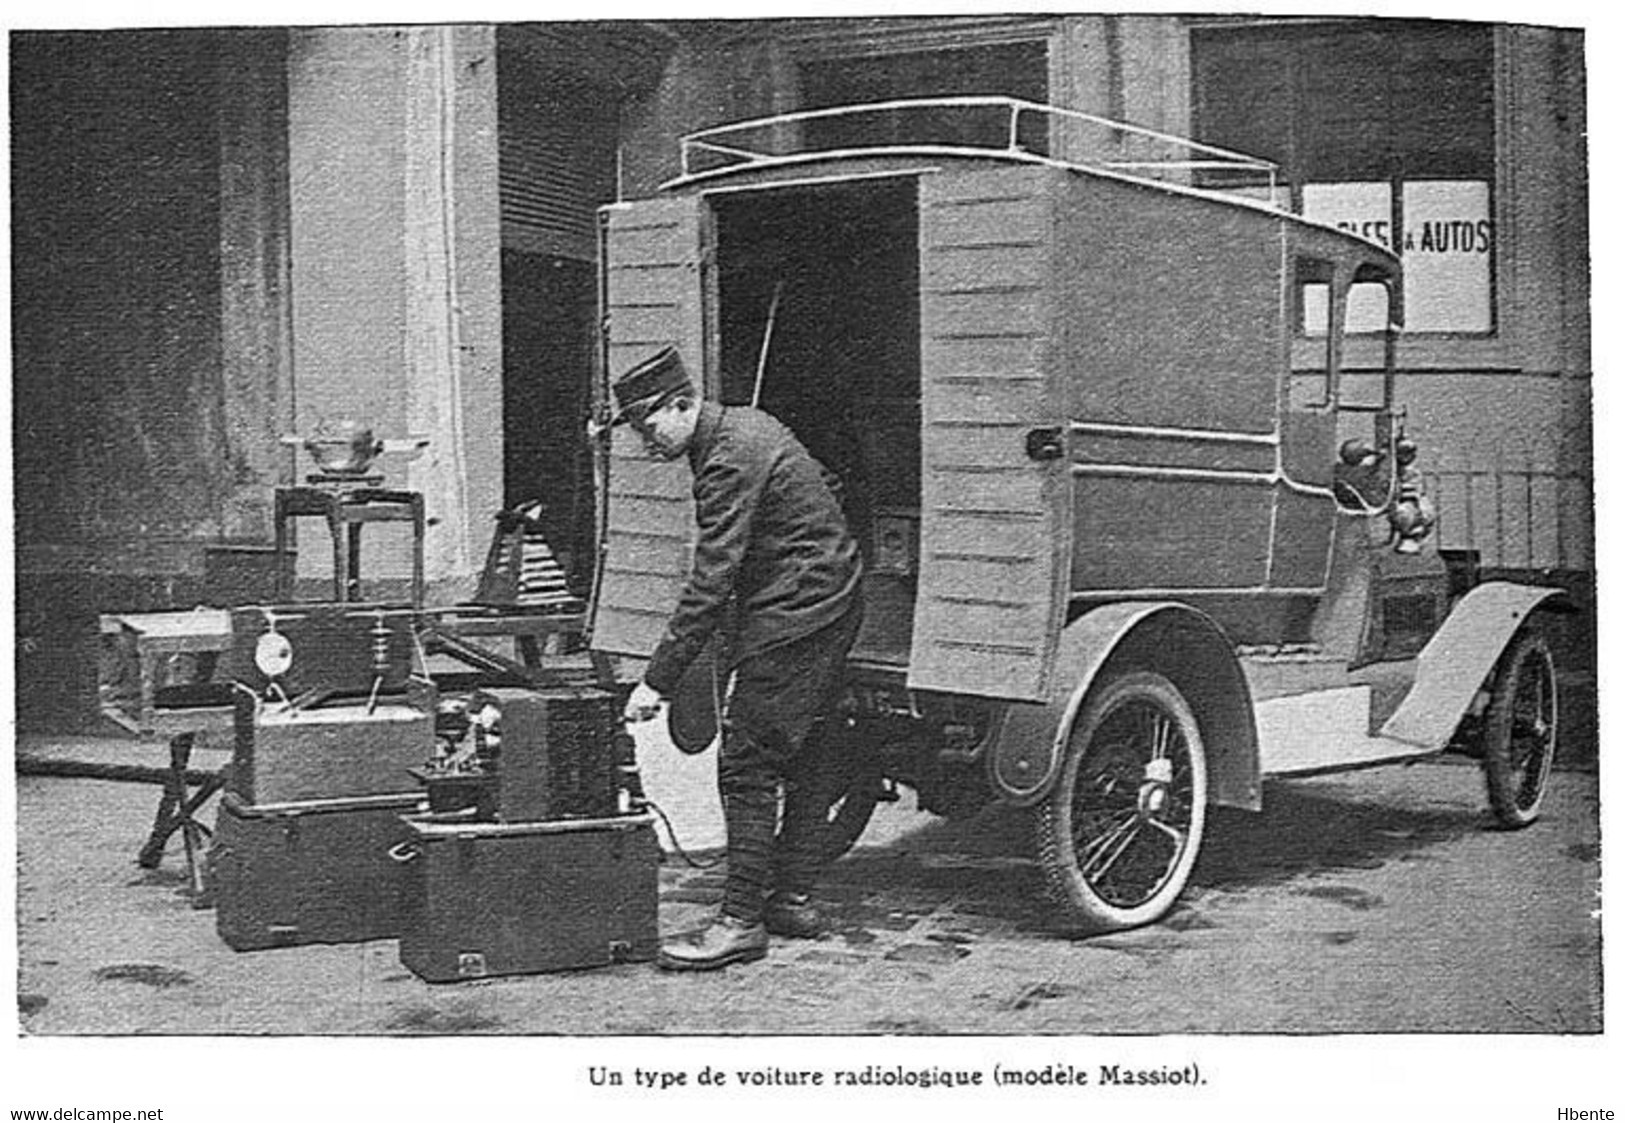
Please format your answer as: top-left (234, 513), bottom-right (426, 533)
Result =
top-left (1255, 686), bottom-right (1438, 777)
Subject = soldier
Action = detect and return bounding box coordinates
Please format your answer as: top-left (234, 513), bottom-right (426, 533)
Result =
top-left (612, 345), bottom-right (864, 970)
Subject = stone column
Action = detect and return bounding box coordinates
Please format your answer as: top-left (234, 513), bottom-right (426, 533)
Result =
top-left (286, 25), bottom-right (502, 601)
top-left (218, 29), bottom-right (294, 544)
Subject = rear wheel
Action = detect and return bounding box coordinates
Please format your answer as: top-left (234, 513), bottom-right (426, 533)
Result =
top-left (1036, 671), bottom-right (1207, 933)
top-left (1482, 630), bottom-right (1558, 828)
top-left (807, 720), bottom-right (886, 863)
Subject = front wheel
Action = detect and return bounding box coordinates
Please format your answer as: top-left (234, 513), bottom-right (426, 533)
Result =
top-left (1482, 630), bottom-right (1558, 829)
top-left (1036, 671), bottom-right (1207, 934)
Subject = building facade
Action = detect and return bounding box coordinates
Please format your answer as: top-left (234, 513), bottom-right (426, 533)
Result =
top-left (9, 17), bottom-right (1589, 726)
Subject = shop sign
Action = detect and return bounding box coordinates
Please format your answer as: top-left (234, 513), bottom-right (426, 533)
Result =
top-left (1300, 180), bottom-right (1493, 334)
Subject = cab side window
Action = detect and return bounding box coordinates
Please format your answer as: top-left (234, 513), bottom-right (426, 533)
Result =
top-left (1339, 279), bottom-right (1392, 411)
top-left (1293, 256), bottom-right (1336, 409)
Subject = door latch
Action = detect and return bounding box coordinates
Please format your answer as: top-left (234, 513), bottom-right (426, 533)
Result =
top-left (1025, 426), bottom-right (1065, 462)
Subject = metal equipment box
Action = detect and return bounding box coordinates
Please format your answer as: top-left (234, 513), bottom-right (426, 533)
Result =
top-left (396, 813), bottom-right (660, 982)
top-left (486, 685), bottom-right (622, 822)
top-left (232, 699), bottom-right (433, 805)
top-left (212, 790), bottom-right (424, 951)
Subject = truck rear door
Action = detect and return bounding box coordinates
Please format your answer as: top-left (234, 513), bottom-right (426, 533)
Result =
top-left (589, 196), bottom-right (708, 657)
top-left (907, 166), bottom-right (1073, 703)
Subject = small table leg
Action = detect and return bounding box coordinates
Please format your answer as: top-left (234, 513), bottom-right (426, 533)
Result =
top-left (137, 733), bottom-right (195, 870)
top-left (135, 732), bottom-right (227, 901)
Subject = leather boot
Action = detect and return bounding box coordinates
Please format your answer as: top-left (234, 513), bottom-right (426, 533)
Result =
top-left (656, 914), bottom-right (769, 971)
top-left (764, 891), bottom-right (823, 939)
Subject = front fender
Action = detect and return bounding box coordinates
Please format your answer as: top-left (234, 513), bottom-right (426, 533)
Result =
top-left (1379, 581), bottom-right (1572, 750)
top-left (987, 602), bottom-right (1260, 810)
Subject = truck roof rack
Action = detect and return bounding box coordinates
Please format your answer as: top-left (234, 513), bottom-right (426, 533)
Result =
top-left (673, 95), bottom-right (1281, 204)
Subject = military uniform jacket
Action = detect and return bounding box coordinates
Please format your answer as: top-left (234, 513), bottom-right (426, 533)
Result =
top-left (643, 402), bottom-right (862, 697)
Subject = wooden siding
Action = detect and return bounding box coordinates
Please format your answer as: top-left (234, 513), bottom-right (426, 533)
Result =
top-left (910, 166), bottom-right (1071, 702)
top-left (590, 198), bottom-right (705, 656)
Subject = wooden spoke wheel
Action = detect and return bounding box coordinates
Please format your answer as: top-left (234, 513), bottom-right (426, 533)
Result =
top-left (1036, 671), bottom-right (1207, 933)
top-left (810, 720), bottom-right (886, 863)
top-left (1482, 630), bottom-right (1558, 829)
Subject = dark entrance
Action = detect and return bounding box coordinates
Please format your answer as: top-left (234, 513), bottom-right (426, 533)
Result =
top-left (499, 251), bottom-right (598, 582)
top-left (496, 42), bottom-right (621, 586)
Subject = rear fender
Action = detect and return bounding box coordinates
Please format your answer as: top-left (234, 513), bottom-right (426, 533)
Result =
top-left (987, 602), bottom-right (1261, 810)
top-left (1379, 581), bottom-right (1573, 749)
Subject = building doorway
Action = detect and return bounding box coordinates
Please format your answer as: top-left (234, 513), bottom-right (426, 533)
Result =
top-left (497, 46), bottom-right (619, 587)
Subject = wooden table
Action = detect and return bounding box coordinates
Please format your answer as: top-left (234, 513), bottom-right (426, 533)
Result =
top-left (274, 486), bottom-right (425, 606)
top-left (100, 609), bottom-right (235, 898)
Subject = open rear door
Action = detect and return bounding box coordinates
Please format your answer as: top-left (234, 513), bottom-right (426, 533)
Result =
top-left (908, 166), bottom-right (1072, 702)
top-left (589, 196), bottom-right (708, 657)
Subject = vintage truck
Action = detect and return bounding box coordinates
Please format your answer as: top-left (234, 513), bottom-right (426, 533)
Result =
top-left (588, 98), bottom-right (1567, 933)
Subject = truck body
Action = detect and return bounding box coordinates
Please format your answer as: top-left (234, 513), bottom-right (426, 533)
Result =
top-left (589, 99), bottom-right (1564, 932)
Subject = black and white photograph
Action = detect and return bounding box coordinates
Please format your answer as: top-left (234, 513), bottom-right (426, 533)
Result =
top-left (4, 5), bottom-right (1615, 1118)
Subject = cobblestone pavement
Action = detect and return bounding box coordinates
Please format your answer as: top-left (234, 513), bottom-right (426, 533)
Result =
top-left (12, 742), bottom-right (1601, 1037)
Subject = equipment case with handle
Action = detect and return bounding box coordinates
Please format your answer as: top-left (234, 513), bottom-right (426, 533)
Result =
top-left (211, 790), bottom-right (424, 951)
top-left (396, 812), bottom-right (660, 982)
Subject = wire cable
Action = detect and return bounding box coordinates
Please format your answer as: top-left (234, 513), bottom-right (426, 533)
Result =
top-left (642, 797), bottom-right (726, 870)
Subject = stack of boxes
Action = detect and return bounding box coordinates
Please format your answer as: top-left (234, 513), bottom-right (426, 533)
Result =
top-left (208, 605), bottom-right (660, 980)
top-left (211, 606), bottom-right (430, 951)
top-left (396, 687), bottom-right (660, 981)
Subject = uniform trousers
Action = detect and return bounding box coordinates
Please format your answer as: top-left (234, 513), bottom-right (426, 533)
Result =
top-left (715, 597), bottom-right (864, 923)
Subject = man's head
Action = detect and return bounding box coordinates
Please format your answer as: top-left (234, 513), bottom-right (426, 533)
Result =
top-left (611, 346), bottom-right (700, 460)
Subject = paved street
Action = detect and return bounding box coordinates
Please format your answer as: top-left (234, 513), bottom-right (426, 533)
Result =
top-left (13, 738), bottom-right (1600, 1036)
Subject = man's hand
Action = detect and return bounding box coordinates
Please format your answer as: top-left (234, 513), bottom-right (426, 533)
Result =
top-left (624, 681), bottom-right (666, 725)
